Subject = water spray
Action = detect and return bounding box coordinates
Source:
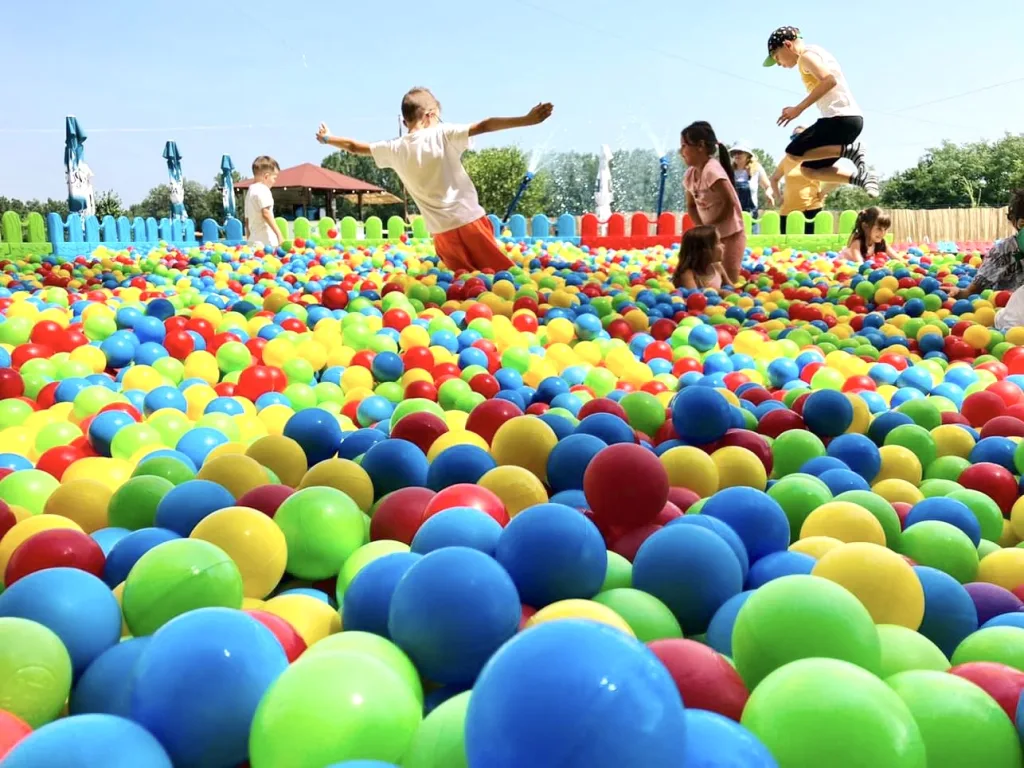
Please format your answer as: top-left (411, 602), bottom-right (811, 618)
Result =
top-left (655, 155), bottom-right (670, 218)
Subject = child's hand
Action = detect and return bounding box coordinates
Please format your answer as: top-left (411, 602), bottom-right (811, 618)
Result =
top-left (777, 106), bottom-right (803, 127)
top-left (526, 103), bottom-right (554, 125)
top-left (316, 123), bottom-right (330, 144)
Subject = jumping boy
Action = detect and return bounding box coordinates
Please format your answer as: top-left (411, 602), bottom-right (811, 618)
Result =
top-left (316, 88), bottom-right (553, 272)
top-left (764, 27), bottom-right (879, 200)
top-left (244, 155), bottom-right (284, 250)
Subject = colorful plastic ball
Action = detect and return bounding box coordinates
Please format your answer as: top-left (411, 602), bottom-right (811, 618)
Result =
top-left (771, 429), bottom-right (826, 479)
top-left (584, 443), bottom-right (669, 530)
top-left (800, 501), bottom-right (886, 545)
top-left (194, 454), bottom-right (268, 500)
top-left (121, 539), bottom-right (244, 636)
top-left (953, 626), bottom-right (1024, 671)
top-left (400, 689), bottom-right (469, 768)
top-left (977, 547), bottom-right (1024, 591)
top-left (591, 588), bottom-right (682, 642)
top-left (545, 433), bottom-right (606, 493)
top-left (342, 552), bottom-right (423, 639)
top-left (962, 390), bottom-right (1007, 428)
top-left (524, 598), bottom-right (635, 635)
top-left (425, 445), bottom-right (496, 491)
top-left (389, 547), bottom-right (520, 685)
top-left (246, 435), bottom-right (308, 488)
top-left (731, 575), bottom-right (881, 689)
top-left (0, 709), bottom-right (31, 760)
top-left (273, 486), bottom-right (365, 580)
top-left (189, 506), bottom-right (287, 599)
top-left (370, 487), bottom-right (435, 544)
top-left (298, 459), bottom-right (374, 512)
top-left (765, 473), bottom-right (831, 536)
top-left (667, 516), bottom-right (750, 579)
top-left (632, 524), bottom-right (743, 635)
top-left (4, 528), bottom-right (105, 587)
top-left (282, 407), bottom-right (343, 466)
top-left (888, 669), bottom-right (1022, 768)
top-left (105, 475), bottom-right (172, 532)
top-left (681, 709), bottom-right (777, 768)
top-left (245, 609), bottom-right (307, 663)
top-left (648, 638), bottom-right (749, 721)
top-left (101, 527), bottom-right (179, 588)
top-left (876, 623), bottom-right (950, 677)
top-left (705, 590), bottom-right (753, 657)
top-left (746, 550), bottom-right (816, 588)
top-left (702, 486), bottom-right (789, 563)
top-left (465, 620), bottom-right (687, 768)
top-left (464, 398), bottom-right (522, 445)
top-left (826, 433), bottom-right (881, 482)
top-left (411, 507), bottom-right (502, 557)
top-left (802, 389), bottom-right (854, 438)
top-left (494, 503), bottom-right (606, 607)
top-left (132, 456), bottom-right (195, 486)
top-left (741, 658), bottom-right (925, 768)
top-left (474, 465), bottom-right (548, 519)
top-left (905, 496), bottom-right (981, 545)
top-left (248, 648), bottom-right (421, 767)
top-left (261, 593), bottom-right (340, 646)
top-left (0, 469), bottom-right (60, 516)
top-left (1, 714), bottom-right (172, 768)
top-left (236, 484), bottom-right (294, 518)
top-left (128, 607), bottom-right (287, 768)
top-left (672, 386), bottom-right (731, 444)
top-left (490, 416), bottom-right (558, 482)
top-left (813, 543), bottom-right (924, 628)
top-left (303, 631), bottom-right (422, 707)
top-left (70, 637), bottom-right (150, 717)
top-left (174, 427), bottom-right (229, 469)
top-left (659, 445), bottom-right (719, 498)
top-left (619, 391), bottom-right (666, 437)
top-left (949, 661), bottom-right (1024, 721)
top-left (0, 616), bottom-right (73, 727)
top-left (152, 479), bottom-right (235, 537)
top-left (966, 582), bottom-right (1024, 626)
top-left (421, 484), bottom-right (508, 527)
top-left (361, 439), bottom-right (430, 500)
top-left (901, 521), bottom-right (979, 584)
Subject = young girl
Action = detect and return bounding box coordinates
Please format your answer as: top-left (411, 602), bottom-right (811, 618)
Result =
top-left (841, 207), bottom-right (893, 262)
top-left (682, 122), bottom-right (746, 284)
top-left (673, 226), bottom-right (729, 290)
top-left (730, 142), bottom-right (775, 219)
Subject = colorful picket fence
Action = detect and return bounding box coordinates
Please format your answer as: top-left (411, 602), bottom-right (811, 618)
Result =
top-left (0, 212), bottom-right (51, 258)
top-left (46, 213), bottom-right (199, 257)
top-left (487, 214), bottom-right (580, 245)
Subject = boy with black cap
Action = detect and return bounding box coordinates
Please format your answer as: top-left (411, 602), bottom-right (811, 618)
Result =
top-left (764, 26), bottom-right (878, 200)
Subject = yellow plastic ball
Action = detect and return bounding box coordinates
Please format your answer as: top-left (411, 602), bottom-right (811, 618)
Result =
top-left (659, 446), bottom-right (719, 498)
top-left (525, 599), bottom-right (635, 637)
top-left (976, 548), bottom-right (1024, 591)
top-left (42, 479), bottom-right (112, 533)
top-left (931, 424), bottom-right (977, 459)
top-left (426, 431), bottom-right (490, 462)
top-left (477, 465), bottom-right (549, 518)
top-left (871, 478), bottom-right (924, 506)
top-left (800, 502), bottom-right (886, 545)
top-left (789, 535), bottom-right (845, 560)
top-left (190, 506), bottom-right (288, 599)
top-left (60, 457), bottom-right (133, 493)
top-left (245, 435), bottom-right (308, 488)
top-left (490, 416), bottom-right (558, 483)
top-left (710, 446), bottom-right (767, 491)
top-left (875, 445), bottom-right (923, 485)
top-left (297, 459), bottom-right (374, 513)
top-left (196, 453), bottom-right (270, 499)
top-left (262, 594), bottom-right (341, 645)
top-left (812, 542), bottom-right (925, 629)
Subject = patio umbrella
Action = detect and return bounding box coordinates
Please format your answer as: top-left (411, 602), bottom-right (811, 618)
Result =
top-left (162, 140), bottom-right (188, 222)
top-left (65, 115), bottom-right (95, 218)
top-left (595, 144), bottom-right (613, 228)
top-left (220, 154), bottom-right (237, 220)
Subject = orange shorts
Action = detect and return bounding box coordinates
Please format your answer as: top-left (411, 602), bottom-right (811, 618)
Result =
top-left (433, 217), bottom-right (515, 273)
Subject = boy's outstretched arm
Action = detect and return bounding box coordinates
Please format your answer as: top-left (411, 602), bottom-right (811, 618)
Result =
top-left (316, 123), bottom-right (371, 155)
top-left (469, 103), bottom-right (553, 137)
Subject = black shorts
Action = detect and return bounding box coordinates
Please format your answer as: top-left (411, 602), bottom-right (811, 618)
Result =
top-left (780, 208), bottom-right (822, 235)
top-left (786, 116), bottom-right (863, 169)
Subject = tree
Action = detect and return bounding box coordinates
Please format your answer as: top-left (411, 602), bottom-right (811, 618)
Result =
top-left (752, 148), bottom-right (777, 177)
top-left (824, 185), bottom-right (875, 212)
top-left (128, 180), bottom-right (218, 223)
top-left (607, 149), bottom-right (685, 213)
top-left (536, 151), bottom-right (599, 216)
top-left (0, 197), bottom-right (69, 218)
top-left (94, 190), bottom-right (124, 219)
top-left (321, 152), bottom-right (411, 220)
top-left (462, 147), bottom-right (549, 219)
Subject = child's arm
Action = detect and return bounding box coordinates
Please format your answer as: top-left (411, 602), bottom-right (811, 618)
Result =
top-left (673, 268), bottom-right (697, 290)
top-left (469, 103), bottom-right (553, 137)
top-left (686, 190), bottom-right (702, 226)
top-left (778, 52), bottom-right (837, 126)
top-left (262, 208), bottom-right (283, 244)
top-left (758, 170), bottom-right (775, 207)
top-left (316, 123), bottom-right (371, 156)
top-left (715, 263), bottom-right (731, 284)
top-left (701, 180), bottom-right (740, 228)
top-left (841, 239), bottom-right (863, 262)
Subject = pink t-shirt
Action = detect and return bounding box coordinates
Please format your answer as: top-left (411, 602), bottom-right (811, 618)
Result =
top-left (684, 158), bottom-right (744, 240)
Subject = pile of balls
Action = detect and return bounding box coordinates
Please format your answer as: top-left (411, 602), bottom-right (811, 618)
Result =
top-left (3, 236), bottom-right (1024, 766)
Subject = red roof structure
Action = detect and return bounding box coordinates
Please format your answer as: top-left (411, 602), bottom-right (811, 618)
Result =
top-left (235, 163), bottom-right (402, 219)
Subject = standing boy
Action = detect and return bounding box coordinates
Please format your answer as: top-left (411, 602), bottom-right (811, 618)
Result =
top-left (316, 88), bottom-right (552, 272)
top-left (765, 27), bottom-right (878, 199)
top-left (245, 155), bottom-right (284, 250)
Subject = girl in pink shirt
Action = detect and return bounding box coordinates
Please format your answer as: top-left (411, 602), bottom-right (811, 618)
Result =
top-left (682, 121), bottom-right (747, 284)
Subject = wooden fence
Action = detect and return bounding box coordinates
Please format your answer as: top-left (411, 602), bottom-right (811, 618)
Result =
top-left (880, 208), bottom-right (1013, 243)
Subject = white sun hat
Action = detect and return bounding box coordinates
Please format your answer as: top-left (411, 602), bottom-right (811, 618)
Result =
top-left (730, 141), bottom-right (754, 157)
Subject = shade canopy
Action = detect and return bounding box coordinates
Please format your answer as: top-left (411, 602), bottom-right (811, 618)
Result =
top-left (235, 162), bottom-right (402, 218)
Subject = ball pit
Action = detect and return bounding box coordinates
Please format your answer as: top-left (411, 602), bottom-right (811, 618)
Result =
top-left (5, 234), bottom-right (1024, 762)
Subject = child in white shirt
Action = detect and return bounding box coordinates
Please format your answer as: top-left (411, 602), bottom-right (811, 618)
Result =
top-left (989, 191), bottom-right (1024, 332)
top-left (244, 156), bottom-right (283, 249)
top-left (316, 88), bottom-right (552, 272)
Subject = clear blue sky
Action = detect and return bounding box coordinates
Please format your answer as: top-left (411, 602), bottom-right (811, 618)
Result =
top-left (2, 0), bottom-right (1021, 205)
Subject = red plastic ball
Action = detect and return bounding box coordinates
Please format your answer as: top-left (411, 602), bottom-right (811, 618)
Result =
top-left (609, 524), bottom-right (662, 562)
top-left (402, 347), bottom-right (434, 371)
top-left (35, 445), bottom-right (85, 481)
top-left (0, 710), bottom-right (31, 760)
top-left (236, 365), bottom-right (284, 402)
top-left (422, 484), bottom-right (509, 527)
top-left (382, 308), bottom-right (411, 331)
top-left (4, 528), bottom-right (105, 587)
top-left (0, 368), bottom-right (25, 399)
top-left (465, 399), bottom-right (523, 445)
top-left (959, 462), bottom-right (1018, 515)
top-left (390, 412), bottom-right (449, 454)
top-left (718, 429), bottom-right (773, 475)
top-left (370, 486), bottom-right (436, 544)
top-left (987, 380), bottom-right (1023, 407)
top-left (757, 409), bottom-right (805, 439)
top-left (246, 609), bottom-right (307, 663)
top-left (577, 398), bottom-right (628, 422)
top-left (583, 444), bottom-right (669, 530)
top-left (0, 500), bottom-right (17, 541)
top-left (948, 662), bottom-right (1024, 720)
top-left (667, 487), bottom-right (701, 513)
top-left (648, 638), bottom-right (749, 721)
top-left (321, 284), bottom-right (349, 310)
top-left (961, 391), bottom-right (1007, 428)
top-left (979, 415), bottom-right (1024, 439)
top-left (403, 381), bottom-right (438, 402)
top-left (236, 484), bottom-right (294, 518)
top-left (468, 373), bottom-right (500, 399)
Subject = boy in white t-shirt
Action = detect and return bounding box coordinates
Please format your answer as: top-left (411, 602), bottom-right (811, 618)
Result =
top-left (245, 155), bottom-right (283, 249)
top-left (316, 88), bottom-right (553, 272)
top-left (765, 27), bottom-right (879, 199)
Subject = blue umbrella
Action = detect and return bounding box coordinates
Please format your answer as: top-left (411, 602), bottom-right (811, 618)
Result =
top-left (162, 140), bottom-right (188, 222)
top-left (65, 115), bottom-right (95, 218)
top-left (220, 154), bottom-right (237, 220)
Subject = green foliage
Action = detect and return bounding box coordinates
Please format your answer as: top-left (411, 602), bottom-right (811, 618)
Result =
top-left (0, 196), bottom-right (69, 219)
top-left (94, 190), bottom-right (124, 219)
top-left (462, 147), bottom-right (549, 218)
top-left (607, 149), bottom-right (685, 213)
top-left (536, 151), bottom-right (599, 216)
top-left (128, 180), bottom-right (219, 223)
top-left (881, 134), bottom-right (1024, 208)
top-left (752, 148), bottom-right (777, 177)
top-left (824, 185), bottom-right (875, 212)
top-left (321, 152), bottom-right (410, 220)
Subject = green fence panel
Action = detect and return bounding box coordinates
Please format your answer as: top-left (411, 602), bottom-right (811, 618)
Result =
top-left (293, 218), bottom-right (312, 241)
top-left (742, 211), bottom-right (753, 234)
top-left (813, 211), bottom-right (835, 235)
top-left (838, 209), bottom-right (858, 235)
top-left (365, 216), bottom-right (383, 240)
top-left (411, 217), bottom-right (429, 239)
top-left (387, 216), bottom-right (405, 241)
top-left (274, 217), bottom-right (289, 242)
top-left (340, 217), bottom-right (358, 240)
top-left (318, 218), bottom-right (336, 239)
top-left (785, 212), bottom-right (807, 236)
top-left (1, 211), bottom-right (23, 245)
top-left (759, 211), bottom-right (781, 235)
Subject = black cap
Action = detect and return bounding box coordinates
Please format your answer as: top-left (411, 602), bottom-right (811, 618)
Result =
top-left (764, 26), bottom-right (800, 67)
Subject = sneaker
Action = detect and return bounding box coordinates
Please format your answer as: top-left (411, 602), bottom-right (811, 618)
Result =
top-left (842, 142), bottom-right (867, 176)
top-left (863, 170), bottom-right (880, 198)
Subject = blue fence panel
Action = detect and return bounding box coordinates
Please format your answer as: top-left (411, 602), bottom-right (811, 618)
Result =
top-left (531, 214), bottom-right (550, 238)
top-left (487, 214), bottom-right (502, 236)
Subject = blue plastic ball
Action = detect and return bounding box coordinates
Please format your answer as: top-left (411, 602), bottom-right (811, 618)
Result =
top-left (826, 433), bottom-right (881, 482)
top-left (905, 497), bottom-right (981, 546)
top-left (969, 437), bottom-right (1017, 471)
top-left (412, 507), bottom-right (503, 556)
top-left (361, 438), bottom-right (430, 499)
top-left (914, 565), bottom-right (978, 657)
top-left (388, 547), bottom-right (520, 685)
top-left (337, 428), bottom-right (387, 460)
top-left (682, 709), bottom-right (777, 767)
top-left (142, 386), bottom-right (188, 416)
top-left (701, 486), bottom-right (790, 563)
top-left (71, 637), bottom-right (152, 717)
top-left (0, 568), bottom-right (121, 677)
top-left (356, 395), bottom-right (395, 428)
top-left (545, 433), bottom-right (608, 493)
top-left (495, 503), bottom-right (606, 607)
top-left (465, 620), bottom-right (687, 768)
top-left (818, 468), bottom-right (872, 495)
top-left (666, 515), bottom-right (750, 580)
top-left (426, 445), bottom-right (496, 491)
top-left (706, 591), bottom-right (754, 657)
top-left (102, 528), bottom-right (181, 587)
top-left (90, 527), bottom-right (132, 556)
top-left (283, 408), bottom-right (343, 466)
top-left (129, 608), bottom-right (287, 768)
top-left (575, 413), bottom-right (635, 445)
top-left (87, 410), bottom-right (136, 457)
top-left (801, 390), bottom-right (853, 437)
top-left (867, 410), bottom-right (914, 445)
top-left (370, 351), bottom-right (404, 382)
top-left (799, 456), bottom-right (849, 477)
top-left (1, 714), bottom-right (172, 768)
top-left (745, 551), bottom-right (816, 589)
top-left (154, 479), bottom-right (235, 537)
top-left (342, 553), bottom-right (423, 639)
top-left (174, 427), bottom-right (229, 469)
top-left (632, 525), bottom-right (744, 635)
top-left (672, 387), bottom-right (731, 445)
top-left (981, 612), bottom-right (1024, 631)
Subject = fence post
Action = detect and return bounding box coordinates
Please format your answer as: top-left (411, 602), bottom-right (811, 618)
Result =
top-left (531, 214), bottom-right (550, 238)
top-left (387, 216), bottom-right (405, 241)
top-left (557, 214), bottom-right (577, 239)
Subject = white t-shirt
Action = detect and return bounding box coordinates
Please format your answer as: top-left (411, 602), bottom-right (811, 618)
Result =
top-left (245, 182), bottom-right (279, 247)
top-left (997, 285), bottom-right (1024, 333)
top-left (370, 124), bottom-right (484, 235)
top-left (799, 45), bottom-right (861, 118)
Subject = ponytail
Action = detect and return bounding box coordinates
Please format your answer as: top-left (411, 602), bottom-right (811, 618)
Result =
top-left (717, 142), bottom-right (737, 189)
top-left (682, 121), bottom-right (736, 189)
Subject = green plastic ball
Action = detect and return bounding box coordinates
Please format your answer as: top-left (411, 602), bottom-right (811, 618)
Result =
top-left (0, 617), bottom-right (73, 728)
top-left (601, 551), bottom-right (632, 591)
top-left (951, 627), bottom-right (1024, 671)
top-left (0, 469), bottom-right (59, 515)
top-left (771, 430), bottom-right (826, 478)
top-left (876, 624), bottom-right (950, 677)
top-left (303, 631), bottom-right (423, 704)
top-left (768, 474), bottom-right (833, 541)
top-left (273, 487), bottom-right (366, 580)
top-left (592, 588), bottom-right (683, 642)
top-left (899, 521), bottom-right (978, 583)
top-left (402, 690), bottom-right (470, 768)
top-left (107, 475), bottom-right (175, 531)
